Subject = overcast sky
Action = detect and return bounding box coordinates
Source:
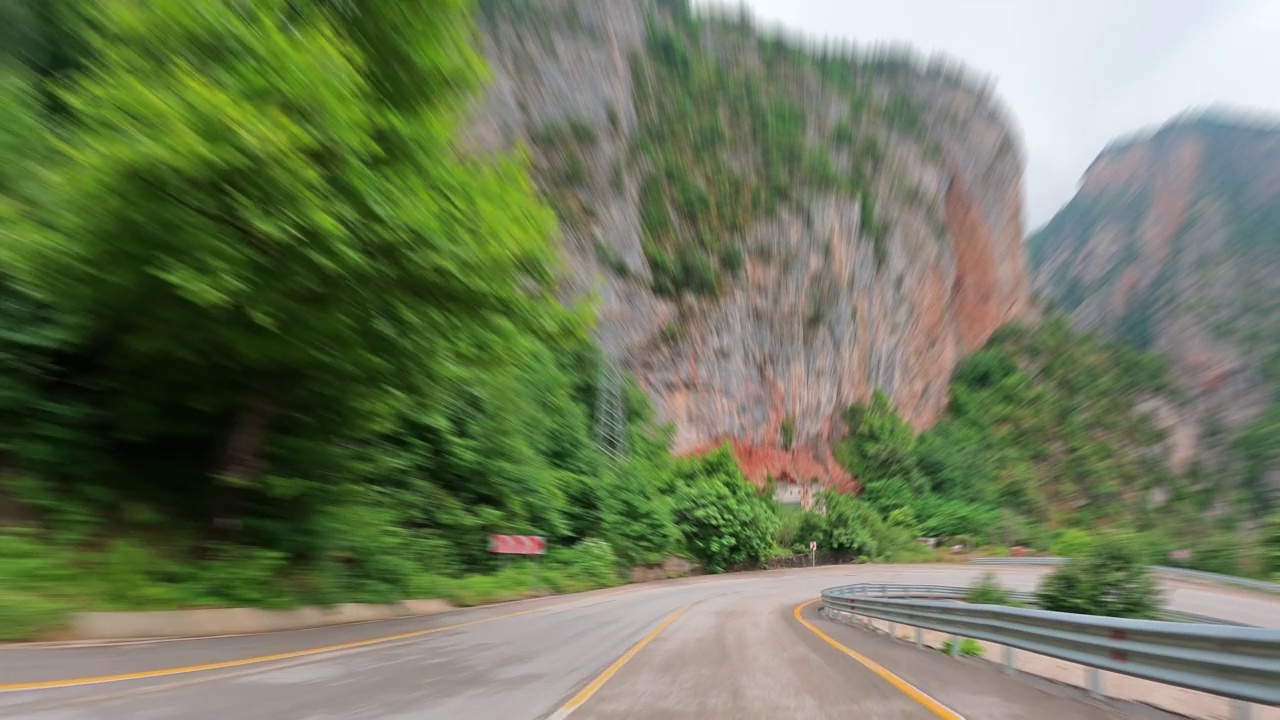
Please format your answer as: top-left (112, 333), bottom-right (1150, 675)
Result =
top-left (725, 0), bottom-right (1280, 230)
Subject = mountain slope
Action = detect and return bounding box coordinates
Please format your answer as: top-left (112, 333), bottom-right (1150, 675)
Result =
top-left (1030, 112), bottom-right (1280, 508)
top-left (470, 0), bottom-right (1027, 484)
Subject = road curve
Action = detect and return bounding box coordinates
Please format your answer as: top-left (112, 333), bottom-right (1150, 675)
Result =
top-left (1, 564), bottom-right (1274, 719)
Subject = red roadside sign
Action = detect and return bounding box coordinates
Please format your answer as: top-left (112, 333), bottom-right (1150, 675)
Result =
top-left (488, 534), bottom-right (547, 555)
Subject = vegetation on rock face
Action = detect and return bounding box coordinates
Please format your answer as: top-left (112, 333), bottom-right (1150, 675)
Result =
top-left (832, 318), bottom-right (1278, 573)
top-left (629, 2), bottom-right (937, 297)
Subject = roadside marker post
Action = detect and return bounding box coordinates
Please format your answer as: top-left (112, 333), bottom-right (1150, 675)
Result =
top-left (810, 540), bottom-right (817, 567)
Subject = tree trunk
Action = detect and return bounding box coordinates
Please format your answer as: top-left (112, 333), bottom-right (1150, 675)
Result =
top-left (210, 388), bottom-right (276, 542)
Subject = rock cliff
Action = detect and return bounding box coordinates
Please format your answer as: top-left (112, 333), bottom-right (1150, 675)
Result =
top-left (1030, 113), bottom-right (1280, 504)
top-left (471, 0), bottom-right (1027, 486)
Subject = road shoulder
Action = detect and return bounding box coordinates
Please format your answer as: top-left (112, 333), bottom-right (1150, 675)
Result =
top-left (798, 603), bottom-right (1181, 720)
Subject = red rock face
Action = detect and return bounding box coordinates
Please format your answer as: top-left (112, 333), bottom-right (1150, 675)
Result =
top-left (678, 440), bottom-right (858, 496)
top-left (946, 176), bottom-right (1004, 354)
top-left (472, 2), bottom-right (1029, 491)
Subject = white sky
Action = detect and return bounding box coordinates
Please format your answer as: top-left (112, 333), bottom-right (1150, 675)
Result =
top-left (724, 0), bottom-right (1280, 230)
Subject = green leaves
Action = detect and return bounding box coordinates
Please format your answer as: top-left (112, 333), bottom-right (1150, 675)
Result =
top-left (0, 0), bottom-right (630, 612)
top-left (670, 447), bottom-right (778, 573)
top-left (1035, 533), bottom-right (1163, 619)
top-left (815, 491), bottom-right (911, 560)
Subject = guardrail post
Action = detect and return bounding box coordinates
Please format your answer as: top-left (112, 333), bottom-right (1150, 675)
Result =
top-left (1230, 700), bottom-right (1253, 720)
top-left (1087, 668), bottom-right (1102, 698)
top-left (914, 626), bottom-right (922, 648)
top-left (1002, 645), bottom-right (1016, 674)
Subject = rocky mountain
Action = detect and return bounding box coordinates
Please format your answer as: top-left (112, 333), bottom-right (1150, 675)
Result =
top-left (468, 0), bottom-right (1027, 486)
top-left (1030, 113), bottom-right (1280, 506)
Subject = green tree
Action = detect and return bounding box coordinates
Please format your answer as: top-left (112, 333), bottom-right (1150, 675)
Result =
top-left (835, 391), bottom-right (927, 513)
top-left (1, 0), bottom-right (569, 538)
top-left (671, 447), bottom-right (778, 572)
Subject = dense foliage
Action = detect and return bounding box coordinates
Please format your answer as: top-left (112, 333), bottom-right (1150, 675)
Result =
top-left (1035, 533), bottom-right (1162, 619)
top-left (833, 319), bottom-right (1276, 576)
top-left (0, 0), bottom-right (821, 639)
top-left (2, 0), bottom-right (1271, 645)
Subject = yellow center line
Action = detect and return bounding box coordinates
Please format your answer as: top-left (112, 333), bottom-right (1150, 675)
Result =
top-left (792, 600), bottom-right (966, 720)
top-left (548, 604), bottom-right (690, 720)
top-left (0, 590), bottom-right (633, 694)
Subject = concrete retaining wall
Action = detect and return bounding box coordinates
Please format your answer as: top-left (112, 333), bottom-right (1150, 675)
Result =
top-left (67, 598), bottom-right (453, 641)
top-left (628, 557), bottom-right (698, 583)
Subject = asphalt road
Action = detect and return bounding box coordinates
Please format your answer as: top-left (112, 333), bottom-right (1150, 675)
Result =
top-left (0, 564), bottom-right (1274, 720)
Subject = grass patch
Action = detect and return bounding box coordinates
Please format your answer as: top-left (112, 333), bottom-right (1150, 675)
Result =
top-left (0, 530), bottom-right (624, 640)
top-left (940, 638), bottom-right (984, 657)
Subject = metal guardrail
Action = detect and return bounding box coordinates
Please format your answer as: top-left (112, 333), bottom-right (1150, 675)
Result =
top-left (838, 583), bottom-right (1254, 627)
top-left (820, 583), bottom-right (1280, 711)
top-left (970, 557), bottom-right (1280, 594)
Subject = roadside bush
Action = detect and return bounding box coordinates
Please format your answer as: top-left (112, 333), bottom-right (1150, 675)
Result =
top-left (886, 506), bottom-right (920, 534)
top-left (818, 492), bottom-right (891, 559)
top-left (1035, 533), bottom-right (1162, 619)
top-left (671, 449), bottom-right (778, 572)
top-left (548, 538), bottom-right (622, 592)
top-left (1264, 514), bottom-right (1280, 577)
top-left (963, 572), bottom-right (1012, 605)
top-left (884, 542), bottom-right (932, 563)
top-left (774, 505), bottom-right (826, 555)
top-left (1187, 533), bottom-right (1245, 575)
top-left (1050, 528), bottom-right (1095, 558)
top-left (443, 567), bottom-right (537, 606)
top-left (0, 530), bottom-right (76, 640)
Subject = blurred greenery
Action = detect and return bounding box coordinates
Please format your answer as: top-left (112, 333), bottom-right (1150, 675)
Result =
top-left (0, 0), bottom-right (822, 639)
top-left (1, 0), bottom-right (1274, 643)
top-left (939, 638), bottom-right (984, 658)
top-left (964, 572), bottom-right (1014, 606)
top-left (1036, 533), bottom-right (1163, 619)
top-left (830, 318), bottom-right (1275, 577)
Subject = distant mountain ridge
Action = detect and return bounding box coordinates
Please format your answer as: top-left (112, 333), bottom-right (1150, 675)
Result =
top-left (1030, 111), bottom-right (1280, 508)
